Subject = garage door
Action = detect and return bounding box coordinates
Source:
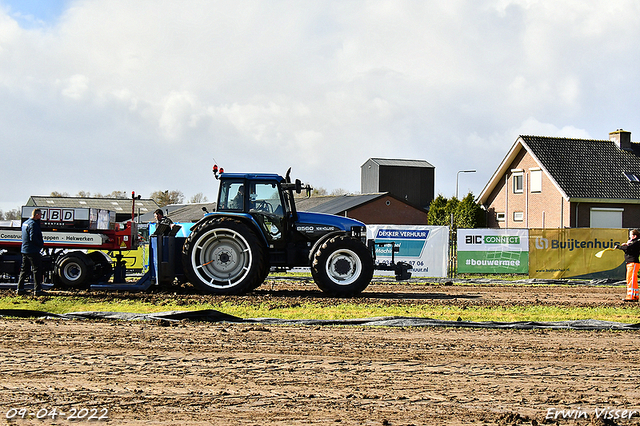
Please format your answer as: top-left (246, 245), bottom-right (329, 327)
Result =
top-left (590, 208), bottom-right (623, 228)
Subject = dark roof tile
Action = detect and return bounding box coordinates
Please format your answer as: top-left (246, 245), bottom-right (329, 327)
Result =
top-left (521, 135), bottom-right (640, 199)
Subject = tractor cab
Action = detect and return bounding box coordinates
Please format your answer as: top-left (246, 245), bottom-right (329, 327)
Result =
top-left (216, 174), bottom-right (290, 245)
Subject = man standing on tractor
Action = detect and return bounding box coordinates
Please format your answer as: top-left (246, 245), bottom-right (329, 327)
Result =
top-left (152, 209), bottom-right (174, 236)
top-left (16, 208), bottom-right (45, 296)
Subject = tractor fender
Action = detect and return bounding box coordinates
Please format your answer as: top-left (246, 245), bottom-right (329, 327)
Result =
top-left (190, 212), bottom-right (269, 247)
top-left (308, 231), bottom-right (350, 263)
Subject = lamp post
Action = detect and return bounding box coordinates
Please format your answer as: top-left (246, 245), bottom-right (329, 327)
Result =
top-left (456, 170), bottom-right (476, 199)
top-left (451, 169), bottom-right (477, 227)
top-left (450, 169), bottom-right (476, 278)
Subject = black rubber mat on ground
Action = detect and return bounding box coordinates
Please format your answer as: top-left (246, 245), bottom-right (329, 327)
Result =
top-left (0, 309), bottom-right (638, 330)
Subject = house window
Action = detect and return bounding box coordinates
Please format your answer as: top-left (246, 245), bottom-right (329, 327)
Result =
top-left (513, 211), bottom-right (524, 222)
top-left (496, 212), bottom-right (506, 222)
top-left (590, 208), bottom-right (623, 228)
top-left (623, 172), bottom-right (640, 182)
top-left (512, 170), bottom-right (523, 193)
top-left (530, 169), bottom-right (542, 193)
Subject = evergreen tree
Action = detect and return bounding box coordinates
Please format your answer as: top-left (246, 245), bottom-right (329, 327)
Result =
top-left (427, 194), bottom-right (448, 226)
top-left (428, 192), bottom-right (484, 228)
top-left (456, 193), bottom-right (485, 228)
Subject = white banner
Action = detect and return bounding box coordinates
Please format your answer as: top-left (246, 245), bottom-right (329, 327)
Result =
top-left (367, 225), bottom-right (449, 278)
top-left (0, 229), bottom-right (105, 246)
top-left (457, 229), bottom-right (529, 251)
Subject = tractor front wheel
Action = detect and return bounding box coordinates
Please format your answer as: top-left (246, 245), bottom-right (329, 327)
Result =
top-left (311, 235), bottom-right (374, 297)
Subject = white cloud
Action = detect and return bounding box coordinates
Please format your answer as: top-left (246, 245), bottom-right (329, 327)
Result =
top-left (60, 74), bottom-right (89, 100)
top-left (512, 117), bottom-right (591, 140)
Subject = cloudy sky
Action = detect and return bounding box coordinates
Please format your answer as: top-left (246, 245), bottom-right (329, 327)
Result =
top-left (1, 0), bottom-right (639, 213)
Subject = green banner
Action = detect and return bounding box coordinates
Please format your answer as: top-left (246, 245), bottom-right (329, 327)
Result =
top-left (457, 251), bottom-right (528, 273)
top-left (457, 229), bottom-right (529, 273)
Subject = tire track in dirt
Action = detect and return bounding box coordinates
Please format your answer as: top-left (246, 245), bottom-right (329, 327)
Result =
top-left (1, 316), bottom-right (639, 425)
top-left (1, 282), bottom-right (639, 425)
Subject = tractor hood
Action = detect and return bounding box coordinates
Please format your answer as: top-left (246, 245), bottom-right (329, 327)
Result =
top-left (294, 211), bottom-right (365, 234)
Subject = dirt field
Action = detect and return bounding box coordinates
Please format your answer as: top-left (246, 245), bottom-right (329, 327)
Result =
top-left (1, 281), bottom-right (639, 425)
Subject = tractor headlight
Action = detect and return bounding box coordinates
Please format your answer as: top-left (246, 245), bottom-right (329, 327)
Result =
top-left (351, 226), bottom-right (367, 243)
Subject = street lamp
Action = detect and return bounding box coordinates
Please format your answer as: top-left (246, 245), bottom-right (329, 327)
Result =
top-left (456, 170), bottom-right (476, 199)
top-left (450, 169), bottom-right (477, 278)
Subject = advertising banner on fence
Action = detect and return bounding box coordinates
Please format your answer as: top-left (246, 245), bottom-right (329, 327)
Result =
top-left (0, 229), bottom-right (105, 246)
top-left (529, 228), bottom-right (628, 279)
top-left (457, 229), bottom-right (529, 274)
top-left (367, 225), bottom-right (448, 277)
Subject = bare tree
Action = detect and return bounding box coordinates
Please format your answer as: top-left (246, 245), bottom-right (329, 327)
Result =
top-left (189, 192), bottom-right (208, 203)
top-left (311, 187), bottom-right (328, 196)
top-left (150, 190), bottom-right (185, 207)
top-left (0, 209), bottom-right (20, 220)
top-left (50, 191), bottom-right (69, 197)
top-left (5, 209), bottom-right (20, 220)
top-left (74, 191), bottom-right (131, 199)
top-left (329, 188), bottom-right (349, 196)
top-left (105, 191), bottom-right (128, 199)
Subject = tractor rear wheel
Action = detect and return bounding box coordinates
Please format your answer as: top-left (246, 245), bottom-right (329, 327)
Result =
top-left (182, 218), bottom-right (267, 295)
top-left (311, 235), bottom-right (374, 297)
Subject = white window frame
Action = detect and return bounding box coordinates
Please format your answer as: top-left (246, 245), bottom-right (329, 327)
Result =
top-left (512, 170), bottom-right (524, 194)
top-left (513, 211), bottom-right (524, 222)
top-left (530, 168), bottom-right (542, 193)
top-left (496, 212), bottom-right (506, 222)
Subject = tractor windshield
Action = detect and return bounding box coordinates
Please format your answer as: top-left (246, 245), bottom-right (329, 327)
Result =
top-left (248, 181), bottom-right (286, 242)
top-left (249, 182), bottom-right (284, 216)
top-left (218, 181), bottom-right (245, 211)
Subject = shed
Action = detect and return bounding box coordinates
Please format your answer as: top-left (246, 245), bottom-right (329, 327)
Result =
top-left (361, 158), bottom-right (435, 209)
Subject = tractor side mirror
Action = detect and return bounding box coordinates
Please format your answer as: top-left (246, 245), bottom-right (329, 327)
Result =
top-left (295, 179), bottom-right (302, 194)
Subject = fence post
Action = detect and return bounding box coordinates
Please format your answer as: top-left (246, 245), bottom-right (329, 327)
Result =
top-left (448, 224), bottom-right (457, 278)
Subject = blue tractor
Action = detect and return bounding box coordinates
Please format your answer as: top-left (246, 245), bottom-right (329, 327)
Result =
top-left (180, 168), bottom-right (411, 297)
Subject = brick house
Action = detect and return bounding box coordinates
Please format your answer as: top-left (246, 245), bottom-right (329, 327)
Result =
top-left (296, 193), bottom-right (429, 225)
top-left (478, 129), bottom-right (640, 229)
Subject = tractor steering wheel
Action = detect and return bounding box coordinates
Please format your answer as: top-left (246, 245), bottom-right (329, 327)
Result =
top-left (254, 200), bottom-right (273, 213)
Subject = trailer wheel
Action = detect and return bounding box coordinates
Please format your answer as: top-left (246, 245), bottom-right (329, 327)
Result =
top-left (182, 218), bottom-right (267, 295)
top-left (311, 235), bottom-right (374, 297)
top-left (55, 252), bottom-right (93, 288)
top-left (87, 251), bottom-right (113, 283)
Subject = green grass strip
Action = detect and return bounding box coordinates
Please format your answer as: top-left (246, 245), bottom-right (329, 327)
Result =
top-left (1, 296), bottom-right (639, 323)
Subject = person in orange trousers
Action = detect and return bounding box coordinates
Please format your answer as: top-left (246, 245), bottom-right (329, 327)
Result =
top-left (615, 229), bottom-right (640, 302)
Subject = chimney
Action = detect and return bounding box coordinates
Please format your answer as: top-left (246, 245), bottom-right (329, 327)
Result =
top-left (610, 129), bottom-right (632, 150)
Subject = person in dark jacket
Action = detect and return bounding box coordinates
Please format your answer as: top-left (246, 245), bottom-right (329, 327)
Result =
top-left (615, 228), bottom-right (640, 302)
top-left (17, 208), bottom-right (45, 296)
top-left (152, 209), bottom-right (174, 236)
